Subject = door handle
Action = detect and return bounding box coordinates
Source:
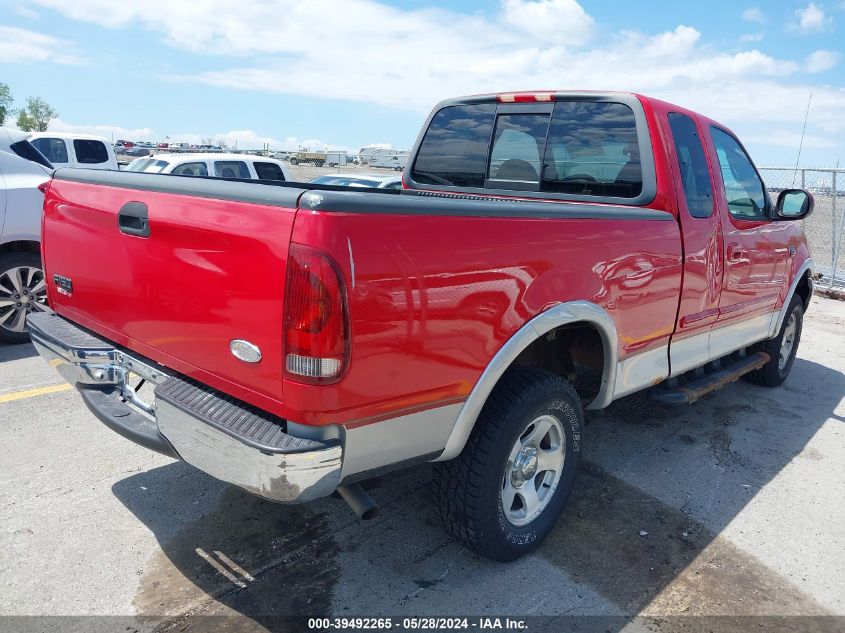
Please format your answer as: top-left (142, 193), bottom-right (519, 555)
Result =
top-left (727, 243), bottom-right (744, 262)
top-left (118, 201), bottom-right (150, 238)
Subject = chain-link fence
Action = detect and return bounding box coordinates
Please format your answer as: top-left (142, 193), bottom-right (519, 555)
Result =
top-left (758, 167), bottom-right (845, 289)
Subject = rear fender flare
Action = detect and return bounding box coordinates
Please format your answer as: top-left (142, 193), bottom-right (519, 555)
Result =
top-left (435, 300), bottom-right (618, 461)
top-left (771, 258), bottom-right (813, 336)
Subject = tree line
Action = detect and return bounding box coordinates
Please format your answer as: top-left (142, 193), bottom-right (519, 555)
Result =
top-left (0, 82), bottom-right (59, 132)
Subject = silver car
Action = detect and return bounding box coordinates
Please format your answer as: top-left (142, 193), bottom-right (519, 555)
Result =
top-left (0, 128), bottom-right (52, 343)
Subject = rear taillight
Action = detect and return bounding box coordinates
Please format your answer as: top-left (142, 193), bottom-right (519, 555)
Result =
top-left (284, 244), bottom-right (349, 383)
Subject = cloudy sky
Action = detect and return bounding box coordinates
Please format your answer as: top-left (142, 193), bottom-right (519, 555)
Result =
top-left (1, 0), bottom-right (844, 164)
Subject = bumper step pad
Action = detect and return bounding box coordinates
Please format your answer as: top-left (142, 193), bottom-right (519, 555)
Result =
top-left (155, 376), bottom-right (325, 454)
top-left (27, 312), bottom-right (112, 351)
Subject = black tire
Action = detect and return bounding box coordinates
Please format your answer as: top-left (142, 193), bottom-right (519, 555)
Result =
top-left (745, 295), bottom-right (803, 387)
top-left (434, 366), bottom-right (583, 561)
top-left (0, 251), bottom-right (47, 344)
top-left (289, 157), bottom-right (299, 165)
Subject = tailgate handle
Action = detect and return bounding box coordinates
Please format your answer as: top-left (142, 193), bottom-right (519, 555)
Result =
top-left (118, 202), bottom-right (150, 238)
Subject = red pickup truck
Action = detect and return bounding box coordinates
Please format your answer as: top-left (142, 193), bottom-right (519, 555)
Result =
top-left (28, 91), bottom-right (814, 561)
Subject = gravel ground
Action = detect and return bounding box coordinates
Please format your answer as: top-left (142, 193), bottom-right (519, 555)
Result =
top-left (0, 296), bottom-right (843, 632)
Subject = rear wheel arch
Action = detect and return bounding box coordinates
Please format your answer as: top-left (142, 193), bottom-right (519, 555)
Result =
top-left (773, 259), bottom-right (813, 335)
top-left (794, 268), bottom-right (812, 311)
top-left (436, 301), bottom-right (617, 461)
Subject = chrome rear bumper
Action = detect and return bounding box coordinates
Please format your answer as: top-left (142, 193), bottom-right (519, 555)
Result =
top-left (27, 312), bottom-right (342, 504)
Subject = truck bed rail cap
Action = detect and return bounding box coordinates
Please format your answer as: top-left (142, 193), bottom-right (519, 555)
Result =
top-left (301, 189), bottom-right (673, 221)
top-left (53, 167), bottom-right (306, 209)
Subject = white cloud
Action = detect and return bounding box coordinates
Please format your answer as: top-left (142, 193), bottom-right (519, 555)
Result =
top-left (10, 4), bottom-right (41, 19)
top-left (502, 0), bottom-right (593, 45)
top-left (0, 26), bottom-right (85, 65)
top-left (805, 49), bottom-right (841, 72)
top-left (47, 119), bottom-right (156, 140)
top-left (22, 0), bottom-right (845, 151)
top-left (742, 7), bottom-right (765, 23)
top-left (188, 130), bottom-right (341, 152)
top-left (45, 120), bottom-right (343, 151)
top-left (739, 32), bottom-right (764, 42)
top-left (791, 2), bottom-right (832, 33)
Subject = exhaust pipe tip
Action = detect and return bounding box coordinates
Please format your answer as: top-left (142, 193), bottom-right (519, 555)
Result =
top-left (337, 483), bottom-right (379, 520)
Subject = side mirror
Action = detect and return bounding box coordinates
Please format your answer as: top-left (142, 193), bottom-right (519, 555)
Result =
top-left (774, 189), bottom-right (813, 220)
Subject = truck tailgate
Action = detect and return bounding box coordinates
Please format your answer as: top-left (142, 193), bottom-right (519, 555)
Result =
top-left (42, 170), bottom-right (305, 416)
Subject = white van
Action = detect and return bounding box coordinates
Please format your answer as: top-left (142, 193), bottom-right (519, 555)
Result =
top-left (125, 153), bottom-right (290, 181)
top-left (29, 133), bottom-right (118, 171)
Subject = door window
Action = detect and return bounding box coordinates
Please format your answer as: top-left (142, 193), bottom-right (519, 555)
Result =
top-left (31, 137), bottom-right (69, 164)
top-left (668, 113), bottom-right (714, 218)
top-left (711, 127), bottom-right (767, 220)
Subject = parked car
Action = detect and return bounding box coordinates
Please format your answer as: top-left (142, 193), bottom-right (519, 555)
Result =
top-left (125, 152), bottom-right (290, 181)
top-left (310, 173), bottom-right (402, 189)
top-left (124, 147), bottom-right (151, 158)
top-left (0, 128), bottom-right (52, 343)
top-left (29, 91), bottom-right (814, 560)
top-left (30, 133), bottom-right (118, 171)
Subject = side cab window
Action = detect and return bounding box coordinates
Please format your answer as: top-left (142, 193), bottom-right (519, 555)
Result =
top-left (667, 113), bottom-right (714, 218)
top-left (710, 127), bottom-right (768, 220)
top-left (172, 162), bottom-right (209, 177)
top-left (73, 139), bottom-right (109, 165)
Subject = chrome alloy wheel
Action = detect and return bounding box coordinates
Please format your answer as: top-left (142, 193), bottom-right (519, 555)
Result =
top-left (778, 313), bottom-right (797, 370)
top-left (501, 414), bottom-right (566, 526)
top-left (0, 266), bottom-right (48, 334)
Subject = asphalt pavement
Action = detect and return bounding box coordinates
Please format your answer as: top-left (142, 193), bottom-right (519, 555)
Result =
top-left (1, 297), bottom-right (843, 632)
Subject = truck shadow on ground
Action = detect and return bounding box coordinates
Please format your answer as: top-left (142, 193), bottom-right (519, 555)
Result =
top-left (111, 358), bottom-right (843, 632)
top-left (0, 342), bottom-right (38, 362)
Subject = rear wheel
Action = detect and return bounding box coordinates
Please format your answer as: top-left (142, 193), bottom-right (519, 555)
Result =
top-left (289, 157), bottom-right (299, 165)
top-left (434, 366), bottom-right (583, 561)
top-left (0, 252), bottom-right (49, 344)
top-left (745, 295), bottom-right (803, 387)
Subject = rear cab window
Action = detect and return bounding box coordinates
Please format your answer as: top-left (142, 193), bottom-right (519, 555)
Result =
top-left (31, 137), bottom-right (69, 164)
top-left (253, 161), bottom-right (286, 181)
top-left (408, 94), bottom-right (654, 205)
top-left (73, 139), bottom-right (109, 165)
